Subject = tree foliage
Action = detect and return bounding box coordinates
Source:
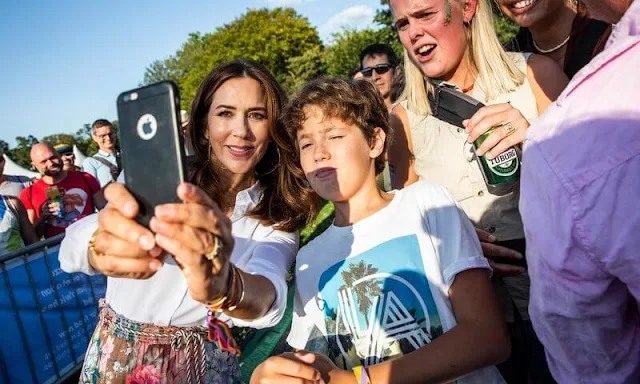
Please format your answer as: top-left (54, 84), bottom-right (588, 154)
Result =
top-left (142, 8), bottom-right (323, 104)
top-left (325, 28), bottom-right (395, 78)
top-left (282, 46), bottom-right (328, 94)
top-left (373, 0), bottom-right (403, 55)
top-left (6, 135), bottom-right (39, 169)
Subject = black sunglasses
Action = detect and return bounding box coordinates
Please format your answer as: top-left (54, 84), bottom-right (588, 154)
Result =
top-left (361, 63), bottom-right (394, 78)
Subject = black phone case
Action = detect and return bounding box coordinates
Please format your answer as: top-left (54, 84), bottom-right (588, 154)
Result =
top-left (116, 81), bottom-right (186, 227)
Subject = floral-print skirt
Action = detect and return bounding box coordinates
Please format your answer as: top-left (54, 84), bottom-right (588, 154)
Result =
top-left (80, 300), bottom-right (242, 384)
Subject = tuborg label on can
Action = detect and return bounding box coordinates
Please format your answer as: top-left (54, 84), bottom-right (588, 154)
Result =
top-left (486, 148), bottom-right (519, 177)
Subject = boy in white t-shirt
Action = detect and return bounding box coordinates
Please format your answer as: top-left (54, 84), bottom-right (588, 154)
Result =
top-left (251, 79), bottom-right (509, 384)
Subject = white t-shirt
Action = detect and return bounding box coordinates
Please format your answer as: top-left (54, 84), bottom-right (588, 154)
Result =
top-left (287, 181), bottom-right (505, 383)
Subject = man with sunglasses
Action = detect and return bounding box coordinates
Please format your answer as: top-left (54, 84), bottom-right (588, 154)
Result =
top-left (82, 119), bottom-right (120, 187)
top-left (359, 43), bottom-right (398, 109)
top-left (54, 143), bottom-right (80, 172)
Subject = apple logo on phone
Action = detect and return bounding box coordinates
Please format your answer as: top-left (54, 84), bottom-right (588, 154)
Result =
top-left (137, 114), bottom-right (158, 140)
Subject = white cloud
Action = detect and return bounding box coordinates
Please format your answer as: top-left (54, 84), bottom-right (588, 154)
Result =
top-left (319, 5), bottom-right (376, 42)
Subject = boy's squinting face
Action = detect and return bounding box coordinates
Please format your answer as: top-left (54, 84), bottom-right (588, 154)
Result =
top-left (297, 105), bottom-right (384, 203)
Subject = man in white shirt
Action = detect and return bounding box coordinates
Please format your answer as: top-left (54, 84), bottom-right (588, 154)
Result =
top-left (82, 119), bottom-right (119, 187)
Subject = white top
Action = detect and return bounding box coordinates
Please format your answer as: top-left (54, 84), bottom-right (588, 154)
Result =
top-left (287, 181), bottom-right (504, 383)
top-left (401, 52), bottom-right (538, 241)
top-left (59, 181), bottom-right (298, 328)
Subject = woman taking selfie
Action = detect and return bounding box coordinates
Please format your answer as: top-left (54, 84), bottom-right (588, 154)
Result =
top-left (500, 0), bottom-right (611, 79)
top-left (59, 59), bottom-right (302, 383)
top-left (387, 0), bottom-right (568, 382)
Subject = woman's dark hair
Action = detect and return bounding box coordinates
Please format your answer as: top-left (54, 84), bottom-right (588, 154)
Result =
top-left (187, 59), bottom-right (302, 232)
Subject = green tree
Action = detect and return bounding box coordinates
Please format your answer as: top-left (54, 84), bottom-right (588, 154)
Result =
top-left (340, 261), bottom-right (382, 317)
top-left (493, 12), bottom-right (520, 45)
top-left (146, 8), bottom-right (323, 107)
top-left (142, 57), bottom-right (181, 86)
top-left (0, 140), bottom-right (9, 155)
top-left (282, 46), bottom-right (328, 94)
top-left (141, 32), bottom-right (207, 89)
top-left (325, 28), bottom-right (394, 78)
top-left (373, 0), bottom-right (403, 54)
top-left (8, 135), bottom-right (39, 168)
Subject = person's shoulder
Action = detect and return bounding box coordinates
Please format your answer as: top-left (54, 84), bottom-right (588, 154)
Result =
top-left (297, 228), bottom-right (336, 261)
top-left (401, 181), bottom-right (454, 205)
top-left (82, 156), bottom-right (98, 167)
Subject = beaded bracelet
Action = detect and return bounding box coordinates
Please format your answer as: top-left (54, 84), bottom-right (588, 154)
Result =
top-left (206, 264), bottom-right (243, 357)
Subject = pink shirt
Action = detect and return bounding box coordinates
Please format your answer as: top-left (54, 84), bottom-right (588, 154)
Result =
top-left (520, 3), bottom-right (640, 382)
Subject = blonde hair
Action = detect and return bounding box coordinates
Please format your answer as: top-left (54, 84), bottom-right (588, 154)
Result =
top-left (398, 0), bottom-right (525, 115)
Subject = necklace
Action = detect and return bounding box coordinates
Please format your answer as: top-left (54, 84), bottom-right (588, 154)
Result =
top-left (532, 33), bottom-right (572, 54)
top-left (461, 83), bottom-right (474, 93)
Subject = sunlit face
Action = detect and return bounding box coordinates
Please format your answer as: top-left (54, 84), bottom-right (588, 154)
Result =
top-left (32, 146), bottom-right (63, 177)
top-left (92, 126), bottom-right (114, 152)
top-left (205, 77), bottom-right (270, 177)
top-left (297, 105), bottom-right (384, 203)
top-left (362, 54), bottom-right (396, 100)
top-left (496, 0), bottom-right (565, 28)
top-left (390, 0), bottom-right (474, 80)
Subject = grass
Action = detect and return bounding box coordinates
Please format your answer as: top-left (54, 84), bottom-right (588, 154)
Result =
top-left (300, 201), bottom-right (335, 247)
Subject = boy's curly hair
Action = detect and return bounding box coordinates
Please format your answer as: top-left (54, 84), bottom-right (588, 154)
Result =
top-left (273, 77), bottom-right (392, 225)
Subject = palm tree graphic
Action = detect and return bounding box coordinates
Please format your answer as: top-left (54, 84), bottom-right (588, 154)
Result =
top-left (340, 260), bottom-right (382, 317)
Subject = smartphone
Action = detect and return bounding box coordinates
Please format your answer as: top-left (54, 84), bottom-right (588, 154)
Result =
top-left (116, 81), bottom-right (186, 227)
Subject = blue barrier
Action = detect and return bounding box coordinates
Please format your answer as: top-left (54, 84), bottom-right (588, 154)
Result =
top-left (0, 235), bottom-right (106, 384)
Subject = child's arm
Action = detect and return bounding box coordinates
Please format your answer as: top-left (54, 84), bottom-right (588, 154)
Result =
top-left (357, 268), bottom-right (509, 384)
top-left (253, 268), bottom-right (508, 384)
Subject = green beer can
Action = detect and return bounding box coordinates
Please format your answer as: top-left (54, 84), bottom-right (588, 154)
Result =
top-left (473, 127), bottom-right (520, 196)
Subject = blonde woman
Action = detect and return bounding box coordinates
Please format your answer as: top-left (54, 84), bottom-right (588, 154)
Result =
top-left (387, 0), bottom-right (568, 382)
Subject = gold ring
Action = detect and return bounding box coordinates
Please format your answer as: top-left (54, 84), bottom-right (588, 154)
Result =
top-left (502, 122), bottom-right (517, 137)
top-left (88, 230), bottom-right (104, 258)
top-left (204, 235), bottom-right (222, 261)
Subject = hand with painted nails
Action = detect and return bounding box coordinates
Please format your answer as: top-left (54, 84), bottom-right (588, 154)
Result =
top-left (150, 183), bottom-right (234, 305)
top-left (251, 351), bottom-right (339, 384)
top-left (475, 228), bottom-right (526, 277)
top-left (463, 103), bottom-right (530, 160)
top-left (87, 182), bottom-right (165, 279)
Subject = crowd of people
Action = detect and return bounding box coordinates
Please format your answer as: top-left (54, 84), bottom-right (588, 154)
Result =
top-left (2, 0), bottom-right (638, 383)
top-left (0, 119), bottom-right (120, 256)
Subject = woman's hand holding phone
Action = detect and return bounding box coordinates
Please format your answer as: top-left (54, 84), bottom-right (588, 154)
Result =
top-left (88, 183), bottom-right (165, 279)
top-left (150, 183), bottom-right (235, 304)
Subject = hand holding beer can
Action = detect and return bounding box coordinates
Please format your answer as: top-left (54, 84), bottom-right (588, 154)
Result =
top-left (473, 127), bottom-right (520, 196)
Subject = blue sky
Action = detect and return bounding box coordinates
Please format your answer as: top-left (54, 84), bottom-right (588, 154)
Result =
top-left (0, 0), bottom-right (385, 148)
